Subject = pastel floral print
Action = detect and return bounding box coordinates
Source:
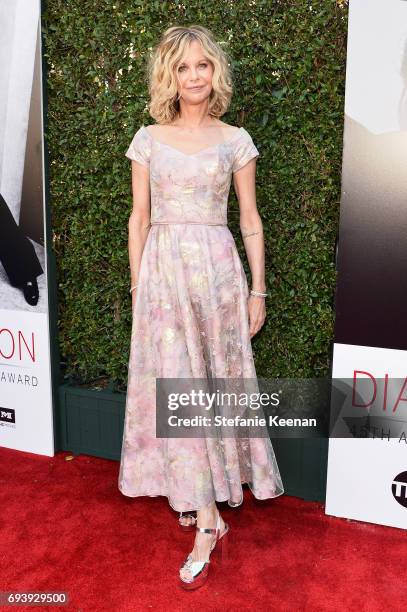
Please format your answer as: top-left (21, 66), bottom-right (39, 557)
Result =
top-left (118, 125), bottom-right (284, 512)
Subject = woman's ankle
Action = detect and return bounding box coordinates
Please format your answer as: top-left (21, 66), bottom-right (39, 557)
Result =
top-left (196, 504), bottom-right (220, 527)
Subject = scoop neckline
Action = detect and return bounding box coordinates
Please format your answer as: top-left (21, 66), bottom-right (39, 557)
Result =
top-left (141, 125), bottom-right (245, 158)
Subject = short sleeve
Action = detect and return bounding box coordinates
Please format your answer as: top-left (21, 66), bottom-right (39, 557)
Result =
top-left (125, 126), bottom-right (151, 166)
top-left (232, 129), bottom-right (260, 173)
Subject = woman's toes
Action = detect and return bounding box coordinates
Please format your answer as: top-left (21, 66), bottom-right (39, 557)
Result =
top-left (180, 563), bottom-right (193, 582)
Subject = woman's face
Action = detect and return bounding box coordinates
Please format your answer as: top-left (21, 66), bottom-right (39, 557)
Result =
top-left (175, 40), bottom-right (214, 105)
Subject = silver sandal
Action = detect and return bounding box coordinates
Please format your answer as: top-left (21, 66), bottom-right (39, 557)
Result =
top-left (179, 511), bottom-right (229, 590)
top-left (179, 511), bottom-right (197, 532)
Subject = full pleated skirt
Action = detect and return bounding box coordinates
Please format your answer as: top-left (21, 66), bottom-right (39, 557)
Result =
top-left (118, 224), bottom-right (284, 511)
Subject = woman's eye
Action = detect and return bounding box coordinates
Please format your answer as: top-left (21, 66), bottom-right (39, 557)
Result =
top-left (178, 63), bottom-right (207, 71)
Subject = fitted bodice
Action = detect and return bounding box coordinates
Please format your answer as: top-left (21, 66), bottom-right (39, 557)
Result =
top-left (125, 124), bottom-right (260, 225)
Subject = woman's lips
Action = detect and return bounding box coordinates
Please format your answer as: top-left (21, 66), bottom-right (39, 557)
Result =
top-left (189, 86), bottom-right (203, 91)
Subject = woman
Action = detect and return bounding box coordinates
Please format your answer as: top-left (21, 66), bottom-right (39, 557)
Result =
top-left (118, 24), bottom-right (284, 589)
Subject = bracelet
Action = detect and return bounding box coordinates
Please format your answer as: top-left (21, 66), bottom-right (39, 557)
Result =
top-left (129, 284), bottom-right (138, 294)
top-left (250, 289), bottom-right (268, 297)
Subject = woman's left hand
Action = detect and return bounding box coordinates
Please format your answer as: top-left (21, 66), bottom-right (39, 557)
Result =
top-left (248, 295), bottom-right (266, 339)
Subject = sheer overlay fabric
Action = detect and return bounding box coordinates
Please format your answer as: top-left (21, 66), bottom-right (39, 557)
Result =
top-left (118, 125), bottom-right (284, 511)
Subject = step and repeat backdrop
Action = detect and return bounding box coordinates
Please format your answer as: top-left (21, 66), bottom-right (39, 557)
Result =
top-left (0, 0), bottom-right (55, 456)
top-left (0, 0), bottom-right (405, 527)
top-left (326, 0), bottom-right (407, 530)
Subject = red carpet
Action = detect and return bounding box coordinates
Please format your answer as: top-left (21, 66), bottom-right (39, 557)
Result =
top-left (0, 447), bottom-right (405, 612)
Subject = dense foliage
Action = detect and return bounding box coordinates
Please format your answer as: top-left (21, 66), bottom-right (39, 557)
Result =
top-left (42, 0), bottom-right (348, 389)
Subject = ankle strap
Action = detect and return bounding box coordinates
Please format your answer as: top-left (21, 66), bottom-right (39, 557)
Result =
top-left (196, 511), bottom-right (222, 535)
top-left (197, 527), bottom-right (218, 535)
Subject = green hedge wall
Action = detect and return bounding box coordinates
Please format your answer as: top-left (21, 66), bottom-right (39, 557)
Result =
top-left (42, 0), bottom-right (348, 390)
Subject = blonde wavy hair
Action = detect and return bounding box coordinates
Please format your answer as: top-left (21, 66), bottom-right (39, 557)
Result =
top-left (147, 25), bottom-right (233, 124)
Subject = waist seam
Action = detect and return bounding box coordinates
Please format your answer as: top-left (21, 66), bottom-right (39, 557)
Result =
top-left (150, 221), bottom-right (227, 226)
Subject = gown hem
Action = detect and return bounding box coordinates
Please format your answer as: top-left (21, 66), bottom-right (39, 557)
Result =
top-left (118, 482), bottom-right (285, 513)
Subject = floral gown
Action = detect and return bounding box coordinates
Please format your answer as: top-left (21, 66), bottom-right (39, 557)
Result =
top-left (118, 124), bottom-right (284, 511)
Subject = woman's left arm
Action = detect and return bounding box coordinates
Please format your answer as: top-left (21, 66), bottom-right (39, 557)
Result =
top-left (233, 159), bottom-right (267, 339)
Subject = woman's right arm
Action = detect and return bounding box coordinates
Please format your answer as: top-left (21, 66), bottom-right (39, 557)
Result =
top-left (128, 159), bottom-right (151, 307)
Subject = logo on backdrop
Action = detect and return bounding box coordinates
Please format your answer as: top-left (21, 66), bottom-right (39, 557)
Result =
top-left (391, 471), bottom-right (407, 509)
top-left (0, 407), bottom-right (16, 425)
